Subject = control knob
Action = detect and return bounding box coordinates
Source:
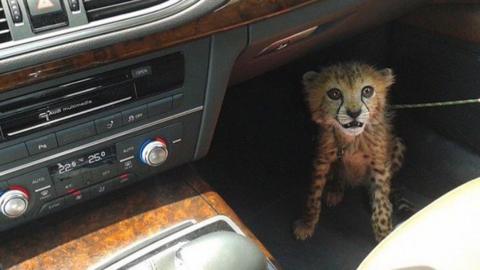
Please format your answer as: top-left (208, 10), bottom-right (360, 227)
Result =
top-left (0, 188), bottom-right (29, 218)
top-left (140, 138), bottom-right (168, 167)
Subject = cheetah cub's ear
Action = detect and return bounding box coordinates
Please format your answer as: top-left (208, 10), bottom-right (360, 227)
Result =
top-left (379, 68), bottom-right (395, 88)
top-left (302, 71), bottom-right (319, 88)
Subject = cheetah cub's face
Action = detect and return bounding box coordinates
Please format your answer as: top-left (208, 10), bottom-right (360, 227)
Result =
top-left (303, 62), bottom-right (394, 136)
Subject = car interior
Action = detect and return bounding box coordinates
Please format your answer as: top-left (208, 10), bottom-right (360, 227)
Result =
top-left (0, 0), bottom-right (479, 269)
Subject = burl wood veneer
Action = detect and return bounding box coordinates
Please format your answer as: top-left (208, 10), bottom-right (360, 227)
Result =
top-left (0, 165), bottom-right (279, 270)
top-left (0, 0), bottom-right (319, 93)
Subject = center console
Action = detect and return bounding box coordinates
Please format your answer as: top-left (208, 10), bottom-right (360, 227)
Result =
top-left (0, 38), bottom-right (210, 231)
top-left (0, 165), bottom-right (281, 269)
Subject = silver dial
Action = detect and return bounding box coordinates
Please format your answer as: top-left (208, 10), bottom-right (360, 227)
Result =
top-left (0, 189), bottom-right (29, 218)
top-left (140, 139), bottom-right (168, 167)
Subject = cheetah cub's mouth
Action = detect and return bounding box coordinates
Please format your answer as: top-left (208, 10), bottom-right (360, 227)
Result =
top-left (341, 121), bottom-right (364, 129)
top-left (338, 120), bottom-right (366, 136)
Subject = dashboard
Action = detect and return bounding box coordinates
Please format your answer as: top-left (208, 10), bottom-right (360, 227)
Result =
top-left (0, 0), bottom-right (426, 231)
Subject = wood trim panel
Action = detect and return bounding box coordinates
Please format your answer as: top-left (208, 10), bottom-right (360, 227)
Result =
top-left (0, 0), bottom-right (318, 93)
top-left (0, 166), bottom-right (279, 270)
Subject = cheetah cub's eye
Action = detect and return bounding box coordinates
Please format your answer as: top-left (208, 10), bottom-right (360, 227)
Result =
top-left (327, 88), bottom-right (342, 100)
top-left (361, 86), bottom-right (374, 98)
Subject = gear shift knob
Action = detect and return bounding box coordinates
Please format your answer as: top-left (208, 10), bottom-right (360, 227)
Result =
top-left (174, 231), bottom-right (267, 270)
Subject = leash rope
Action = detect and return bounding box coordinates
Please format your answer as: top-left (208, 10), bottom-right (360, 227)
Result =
top-left (391, 98), bottom-right (480, 109)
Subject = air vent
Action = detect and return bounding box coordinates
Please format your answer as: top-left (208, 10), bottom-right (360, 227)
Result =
top-left (0, 3), bottom-right (12, 44)
top-left (84, 0), bottom-right (170, 21)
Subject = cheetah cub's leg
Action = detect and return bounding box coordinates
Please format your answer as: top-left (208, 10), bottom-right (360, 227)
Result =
top-left (293, 138), bottom-right (336, 240)
top-left (369, 149), bottom-right (394, 242)
top-left (324, 174), bottom-right (345, 207)
top-left (390, 137), bottom-right (405, 176)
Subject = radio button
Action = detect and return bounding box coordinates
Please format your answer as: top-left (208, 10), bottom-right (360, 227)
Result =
top-left (56, 122), bottom-right (96, 146)
top-left (148, 97), bottom-right (172, 117)
top-left (95, 113), bottom-right (123, 134)
top-left (26, 134), bottom-right (58, 155)
top-left (122, 105), bottom-right (147, 125)
top-left (0, 144), bottom-right (28, 165)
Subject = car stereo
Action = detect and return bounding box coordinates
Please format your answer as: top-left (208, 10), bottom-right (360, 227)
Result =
top-left (0, 39), bottom-right (209, 231)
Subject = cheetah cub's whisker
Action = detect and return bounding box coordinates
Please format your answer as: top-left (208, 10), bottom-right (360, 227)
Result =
top-left (293, 62), bottom-right (405, 242)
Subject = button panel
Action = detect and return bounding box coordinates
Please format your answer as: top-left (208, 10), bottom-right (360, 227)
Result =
top-left (0, 94), bottom-right (182, 165)
top-left (8, 0), bottom-right (23, 23)
top-left (0, 90), bottom-right (189, 230)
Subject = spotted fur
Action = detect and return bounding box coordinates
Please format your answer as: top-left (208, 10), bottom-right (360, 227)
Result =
top-left (293, 62), bottom-right (405, 242)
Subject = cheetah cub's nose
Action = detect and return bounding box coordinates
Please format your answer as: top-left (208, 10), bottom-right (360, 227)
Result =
top-left (346, 109), bottom-right (362, 119)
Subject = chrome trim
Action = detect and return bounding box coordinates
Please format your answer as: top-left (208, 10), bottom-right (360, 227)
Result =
top-left (34, 185), bottom-right (51, 193)
top-left (0, 106), bottom-right (203, 177)
top-left (0, 189), bottom-right (29, 218)
top-left (1, 0), bottom-right (186, 50)
top-left (119, 156), bottom-right (135, 163)
top-left (64, 86), bottom-right (101, 98)
top-left (0, 0), bottom-right (226, 61)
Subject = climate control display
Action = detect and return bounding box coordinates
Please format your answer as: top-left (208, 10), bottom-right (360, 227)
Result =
top-left (49, 147), bottom-right (115, 177)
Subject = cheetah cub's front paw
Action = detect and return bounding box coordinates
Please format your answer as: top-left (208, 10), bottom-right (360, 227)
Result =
top-left (293, 219), bottom-right (316, 240)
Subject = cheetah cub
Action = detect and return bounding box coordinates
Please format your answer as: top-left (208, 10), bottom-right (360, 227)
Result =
top-left (293, 62), bottom-right (405, 242)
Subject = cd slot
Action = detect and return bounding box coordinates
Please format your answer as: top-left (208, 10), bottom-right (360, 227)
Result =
top-left (0, 73), bottom-right (129, 117)
top-left (2, 82), bottom-right (135, 138)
